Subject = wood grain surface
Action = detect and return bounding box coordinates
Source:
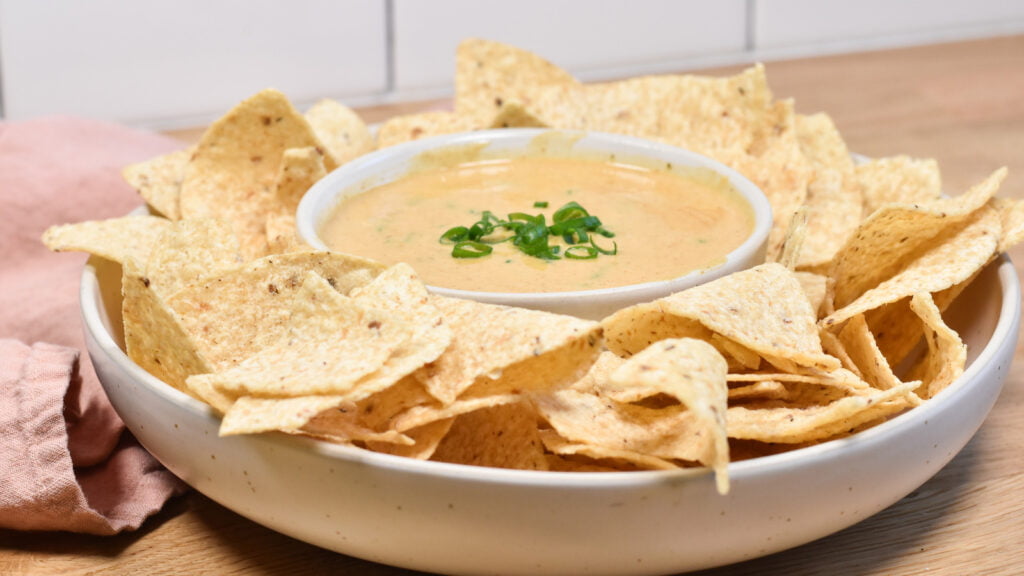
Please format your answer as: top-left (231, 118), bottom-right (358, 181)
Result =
top-left (2, 34), bottom-right (1023, 575)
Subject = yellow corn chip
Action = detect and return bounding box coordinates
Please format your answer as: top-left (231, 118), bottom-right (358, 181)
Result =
top-left (304, 98), bottom-right (373, 165)
top-left (179, 89), bottom-right (337, 259)
top-left (42, 215), bottom-right (174, 268)
top-left (122, 147), bottom-right (192, 220)
top-left (604, 263), bottom-right (838, 372)
top-left (856, 155), bottom-right (942, 215)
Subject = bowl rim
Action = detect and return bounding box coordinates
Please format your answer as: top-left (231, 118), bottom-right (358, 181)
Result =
top-left (295, 128), bottom-right (774, 302)
top-left (80, 250), bottom-right (1020, 489)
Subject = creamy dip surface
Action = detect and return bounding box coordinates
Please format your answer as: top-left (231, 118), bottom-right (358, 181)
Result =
top-left (320, 155), bottom-right (755, 293)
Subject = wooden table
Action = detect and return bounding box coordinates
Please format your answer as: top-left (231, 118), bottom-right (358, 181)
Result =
top-left (3, 35), bottom-right (1023, 575)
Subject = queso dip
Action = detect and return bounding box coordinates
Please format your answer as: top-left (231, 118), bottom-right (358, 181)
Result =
top-left (320, 155), bottom-right (754, 293)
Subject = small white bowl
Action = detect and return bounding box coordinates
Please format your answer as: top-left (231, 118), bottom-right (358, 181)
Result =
top-left (82, 252), bottom-right (1019, 575)
top-left (296, 129), bottom-right (772, 320)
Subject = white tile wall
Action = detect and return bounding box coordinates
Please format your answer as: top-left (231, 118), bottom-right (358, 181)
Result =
top-left (753, 0), bottom-right (1024, 55)
top-left (391, 0), bottom-right (748, 97)
top-left (0, 0), bottom-right (388, 128)
top-left (1, 0), bottom-right (1023, 127)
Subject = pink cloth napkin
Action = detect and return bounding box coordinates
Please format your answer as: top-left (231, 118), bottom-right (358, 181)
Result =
top-left (0, 116), bottom-right (189, 534)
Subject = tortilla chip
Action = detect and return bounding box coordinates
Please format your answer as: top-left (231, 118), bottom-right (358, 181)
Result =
top-left (823, 202), bottom-right (1001, 329)
top-left (534, 390), bottom-right (708, 464)
top-left (42, 215), bottom-right (174, 268)
top-left (797, 169), bottom-right (864, 271)
top-left (430, 401), bottom-right (549, 470)
top-left (417, 295), bottom-right (601, 404)
top-left (994, 196), bottom-right (1024, 252)
top-left (856, 155), bottom-right (942, 215)
top-left (828, 168), bottom-right (1005, 308)
top-left (375, 111), bottom-right (476, 148)
top-left (304, 98), bottom-right (373, 165)
top-left (608, 338), bottom-right (730, 493)
top-left (905, 292), bottom-right (966, 399)
top-left (121, 259), bottom-right (211, 395)
top-left (179, 89), bottom-right (337, 259)
top-left (167, 250), bottom-right (384, 370)
top-left (604, 263), bottom-right (838, 372)
top-left (454, 38), bottom-right (579, 124)
top-left (122, 147), bottom-right (192, 220)
top-left (539, 430), bottom-right (679, 471)
top-left (365, 418), bottom-right (455, 460)
top-left (272, 146), bottom-right (327, 215)
top-left (726, 380), bottom-right (920, 443)
top-left (145, 218), bottom-right (242, 299)
top-left (836, 314), bottom-right (904, 391)
top-left (188, 272), bottom-right (417, 397)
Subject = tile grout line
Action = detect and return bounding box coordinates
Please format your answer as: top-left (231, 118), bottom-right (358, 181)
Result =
top-left (745, 0), bottom-right (758, 52)
top-left (384, 0), bottom-right (396, 95)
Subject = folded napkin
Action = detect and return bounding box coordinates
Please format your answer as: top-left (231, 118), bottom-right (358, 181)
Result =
top-left (0, 116), bottom-right (189, 534)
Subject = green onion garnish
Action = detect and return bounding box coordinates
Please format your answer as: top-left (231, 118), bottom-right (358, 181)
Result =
top-left (439, 201), bottom-right (616, 261)
top-left (451, 240), bottom-right (493, 258)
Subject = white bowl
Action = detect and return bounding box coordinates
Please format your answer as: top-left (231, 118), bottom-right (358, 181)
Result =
top-left (296, 129), bottom-right (772, 320)
top-left (81, 252), bottom-right (1019, 575)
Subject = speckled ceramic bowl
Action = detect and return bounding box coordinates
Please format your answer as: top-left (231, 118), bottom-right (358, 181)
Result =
top-left (296, 129), bottom-right (773, 320)
top-left (82, 250), bottom-right (1019, 575)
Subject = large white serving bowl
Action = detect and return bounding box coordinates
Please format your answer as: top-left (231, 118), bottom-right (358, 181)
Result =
top-left (296, 129), bottom-right (773, 320)
top-left (81, 250), bottom-right (1019, 575)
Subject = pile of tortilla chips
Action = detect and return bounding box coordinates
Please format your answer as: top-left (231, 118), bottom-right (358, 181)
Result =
top-left (44, 39), bottom-right (1024, 495)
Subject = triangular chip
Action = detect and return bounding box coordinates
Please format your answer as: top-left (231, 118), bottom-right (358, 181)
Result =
top-left (42, 215), bottom-right (174, 268)
top-left (122, 147), bottom-right (192, 220)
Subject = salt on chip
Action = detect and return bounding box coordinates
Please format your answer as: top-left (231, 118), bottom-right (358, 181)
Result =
top-left (122, 147), bottom-right (192, 221)
top-left (42, 214), bottom-right (174, 268)
top-left (304, 98), bottom-right (373, 165)
top-left (603, 263), bottom-right (838, 372)
top-left (188, 272), bottom-right (415, 397)
top-left (179, 88), bottom-right (337, 259)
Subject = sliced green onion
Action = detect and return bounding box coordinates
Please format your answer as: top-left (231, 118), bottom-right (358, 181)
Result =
top-left (440, 200), bottom-right (616, 262)
top-left (565, 245), bottom-right (598, 259)
top-left (451, 241), bottom-right (493, 258)
top-left (553, 201), bottom-right (590, 223)
top-left (591, 235), bottom-right (618, 255)
top-left (439, 226), bottom-right (469, 244)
